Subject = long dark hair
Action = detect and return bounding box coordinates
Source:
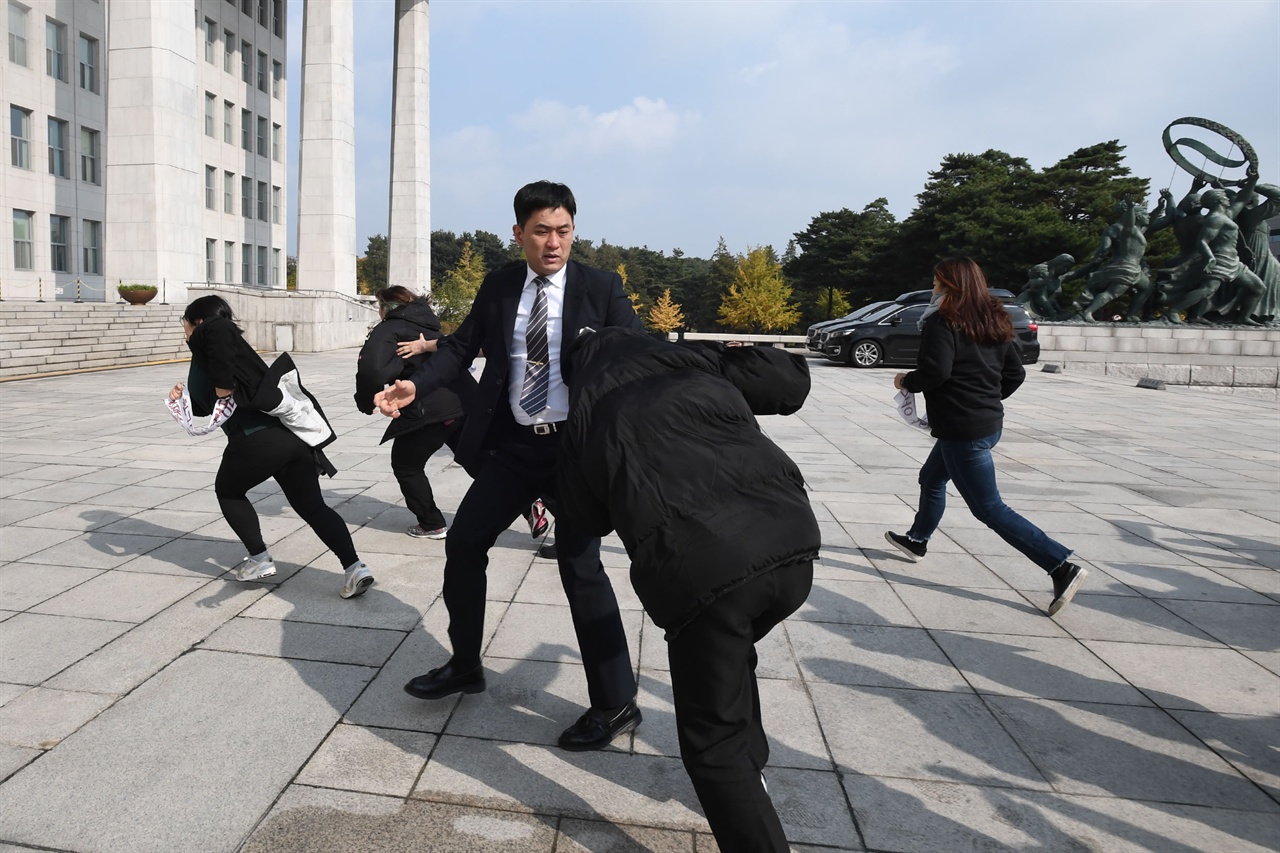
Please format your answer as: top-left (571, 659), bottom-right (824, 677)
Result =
top-left (934, 257), bottom-right (1013, 345)
top-left (183, 295), bottom-right (239, 328)
top-left (376, 285), bottom-right (420, 315)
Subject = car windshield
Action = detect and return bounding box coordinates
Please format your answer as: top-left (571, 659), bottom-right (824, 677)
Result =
top-left (842, 301), bottom-right (889, 321)
top-left (861, 303), bottom-right (904, 323)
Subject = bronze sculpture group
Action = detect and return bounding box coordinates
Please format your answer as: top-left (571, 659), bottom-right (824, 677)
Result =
top-left (1018, 119), bottom-right (1279, 326)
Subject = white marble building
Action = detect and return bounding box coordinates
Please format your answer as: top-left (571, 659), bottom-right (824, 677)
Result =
top-left (2, 0), bottom-right (289, 303)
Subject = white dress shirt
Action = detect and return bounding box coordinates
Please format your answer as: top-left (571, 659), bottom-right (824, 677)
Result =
top-left (509, 265), bottom-right (569, 425)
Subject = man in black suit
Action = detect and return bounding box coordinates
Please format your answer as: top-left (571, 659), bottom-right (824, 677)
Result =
top-left (374, 181), bottom-right (641, 751)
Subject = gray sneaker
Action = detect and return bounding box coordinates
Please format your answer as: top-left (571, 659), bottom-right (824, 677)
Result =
top-left (230, 553), bottom-right (276, 582)
top-left (340, 561), bottom-right (375, 599)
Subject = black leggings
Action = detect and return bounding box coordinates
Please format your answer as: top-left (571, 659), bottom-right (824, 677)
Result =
top-left (214, 426), bottom-right (358, 567)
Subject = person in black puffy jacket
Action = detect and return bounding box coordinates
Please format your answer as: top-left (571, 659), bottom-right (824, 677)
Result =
top-left (558, 327), bottom-right (820, 853)
top-left (355, 286), bottom-right (477, 539)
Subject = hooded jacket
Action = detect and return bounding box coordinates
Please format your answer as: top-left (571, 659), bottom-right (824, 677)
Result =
top-left (558, 328), bottom-right (821, 637)
top-left (354, 299), bottom-right (477, 444)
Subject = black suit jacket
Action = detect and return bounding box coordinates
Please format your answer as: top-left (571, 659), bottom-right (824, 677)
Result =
top-left (408, 259), bottom-right (641, 471)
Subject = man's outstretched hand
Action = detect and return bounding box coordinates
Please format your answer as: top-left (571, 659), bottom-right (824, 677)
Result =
top-left (374, 380), bottom-right (417, 417)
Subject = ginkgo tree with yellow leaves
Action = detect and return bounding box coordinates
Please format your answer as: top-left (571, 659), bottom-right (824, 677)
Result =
top-left (432, 241), bottom-right (485, 332)
top-left (647, 288), bottom-right (686, 334)
top-left (716, 245), bottom-right (801, 333)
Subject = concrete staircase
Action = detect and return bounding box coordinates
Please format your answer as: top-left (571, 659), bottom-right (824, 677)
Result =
top-left (0, 302), bottom-right (190, 380)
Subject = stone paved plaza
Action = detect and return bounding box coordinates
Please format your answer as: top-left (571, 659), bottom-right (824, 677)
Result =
top-left (0, 348), bottom-right (1277, 852)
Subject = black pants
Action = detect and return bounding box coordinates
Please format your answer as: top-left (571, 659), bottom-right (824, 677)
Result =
top-left (214, 425), bottom-right (358, 567)
top-left (442, 423), bottom-right (636, 710)
top-left (390, 419), bottom-right (463, 529)
top-left (666, 559), bottom-right (814, 853)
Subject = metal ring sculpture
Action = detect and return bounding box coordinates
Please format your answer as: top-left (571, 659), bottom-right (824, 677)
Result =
top-left (1162, 117), bottom-right (1258, 187)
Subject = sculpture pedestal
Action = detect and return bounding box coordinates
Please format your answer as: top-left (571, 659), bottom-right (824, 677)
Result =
top-left (1037, 323), bottom-right (1280, 390)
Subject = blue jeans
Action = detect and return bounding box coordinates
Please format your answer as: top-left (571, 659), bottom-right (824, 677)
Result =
top-left (907, 430), bottom-right (1071, 573)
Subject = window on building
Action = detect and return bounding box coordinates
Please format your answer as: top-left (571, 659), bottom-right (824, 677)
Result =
top-left (77, 34), bottom-right (97, 92)
top-left (8, 2), bottom-right (29, 67)
top-left (223, 29), bottom-right (234, 73)
top-left (205, 166), bottom-right (217, 210)
top-left (47, 117), bottom-right (68, 177)
top-left (50, 214), bottom-right (70, 271)
top-left (256, 116), bottom-right (267, 157)
top-left (241, 0), bottom-right (251, 16)
top-left (224, 241), bottom-right (234, 282)
top-left (257, 245), bottom-right (267, 284)
top-left (9, 105), bottom-right (31, 169)
top-left (82, 218), bottom-right (101, 274)
top-left (257, 181), bottom-right (267, 221)
top-left (203, 17), bottom-right (216, 64)
top-left (223, 100), bottom-right (233, 143)
top-left (240, 39), bottom-right (250, 82)
top-left (240, 108), bottom-right (251, 151)
top-left (272, 59), bottom-right (282, 98)
top-left (256, 50), bottom-right (266, 92)
top-left (272, 0), bottom-right (282, 37)
top-left (79, 126), bottom-right (98, 183)
top-left (204, 92), bottom-right (216, 137)
top-left (241, 176), bottom-right (251, 218)
top-left (13, 210), bottom-right (34, 270)
top-left (242, 242), bottom-right (251, 284)
top-left (257, 0), bottom-right (266, 28)
top-left (271, 123), bottom-right (281, 162)
top-left (224, 171), bottom-right (234, 213)
top-left (45, 17), bottom-right (66, 80)
top-left (272, 248), bottom-right (280, 286)
top-left (206, 238), bottom-right (217, 281)
top-left (272, 186), bottom-right (281, 224)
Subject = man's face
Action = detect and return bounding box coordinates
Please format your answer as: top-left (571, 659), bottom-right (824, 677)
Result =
top-left (514, 206), bottom-right (574, 276)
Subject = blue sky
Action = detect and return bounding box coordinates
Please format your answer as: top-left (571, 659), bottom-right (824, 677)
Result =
top-left (286, 0), bottom-right (1280, 262)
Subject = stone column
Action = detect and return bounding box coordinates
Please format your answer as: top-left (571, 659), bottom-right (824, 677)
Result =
top-left (104, 0), bottom-right (202, 302)
top-left (296, 0), bottom-right (357, 295)
top-left (387, 0), bottom-right (431, 295)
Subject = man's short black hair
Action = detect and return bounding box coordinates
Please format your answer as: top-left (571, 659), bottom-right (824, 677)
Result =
top-left (514, 181), bottom-right (576, 227)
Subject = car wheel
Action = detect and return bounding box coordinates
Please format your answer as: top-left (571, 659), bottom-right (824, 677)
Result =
top-left (849, 340), bottom-right (883, 368)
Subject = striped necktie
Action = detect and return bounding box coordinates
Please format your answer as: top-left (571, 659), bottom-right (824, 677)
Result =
top-left (518, 276), bottom-right (550, 417)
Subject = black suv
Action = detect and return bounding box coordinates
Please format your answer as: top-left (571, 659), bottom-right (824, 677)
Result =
top-left (808, 289), bottom-right (1040, 367)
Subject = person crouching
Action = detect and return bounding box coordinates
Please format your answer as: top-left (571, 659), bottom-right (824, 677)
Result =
top-left (558, 327), bottom-right (820, 853)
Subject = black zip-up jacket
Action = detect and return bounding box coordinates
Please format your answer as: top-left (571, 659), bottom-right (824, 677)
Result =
top-left (558, 328), bottom-right (821, 638)
top-left (354, 299), bottom-right (476, 444)
top-left (902, 313), bottom-right (1025, 441)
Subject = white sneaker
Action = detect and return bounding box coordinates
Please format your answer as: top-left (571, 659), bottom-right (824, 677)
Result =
top-left (340, 561), bottom-right (375, 599)
top-left (230, 553), bottom-right (276, 582)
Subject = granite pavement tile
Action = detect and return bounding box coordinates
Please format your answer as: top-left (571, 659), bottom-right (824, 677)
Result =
top-left (0, 651), bottom-right (373, 853)
top-left (985, 696), bottom-right (1277, 811)
top-left (1154, 599), bottom-right (1280, 651)
top-left (22, 530), bottom-right (173, 570)
top-left (1050, 592), bottom-right (1221, 646)
top-left (792, 577), bottom-right (919, 627)
top-left (0, 499), bottom-right (63, 526)
top-left (0, 744), bottom-right (38, 783)
top-left (0, 612), bottom-right (133, 685)
top-left (200, 616), bottom-right (406, 667)
top-left (893, 583), bottom-right (1070, 637)
top-left (556, 818), bottom-right (698, 852)
top-left (0, 562), bottom-right (102, 611)
top-left (0, 685), bottom-right (117, 749)
top-left (1083, 641), bottom-right (1280, 716)
top-left (30, 569), bottom-right (206, 623)
top-left (788, 621), bottom-right (971, 692)
top-left (1168, 709), bottom-right (1280, 803)
top-left (297, 723), bottom-right (436, 798)
top-left (243, 786), bottom-right (559, 853)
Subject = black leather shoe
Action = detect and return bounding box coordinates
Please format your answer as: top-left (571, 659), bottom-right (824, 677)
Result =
top-left (558, 700), bottom-right (642, 751)
top-left (403, 660), bottom-right (485, 700)
top-left (537, 542), bottom-right (558, 560)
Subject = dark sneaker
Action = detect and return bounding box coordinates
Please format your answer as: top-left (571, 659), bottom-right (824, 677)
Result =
top-left (408, 524), bottom-right (447, 540)
top-left (528, 499), bottom-right (550, 539)
top-left (1047, 562), bottom-right (1088, 616)
top-left (885, 531), bottom-right (927, 562)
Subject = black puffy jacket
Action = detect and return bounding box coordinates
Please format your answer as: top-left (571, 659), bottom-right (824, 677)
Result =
top-left (558, 328), bottom-right (821, 638)
top-left (354, 299), bottom-right (477, 444)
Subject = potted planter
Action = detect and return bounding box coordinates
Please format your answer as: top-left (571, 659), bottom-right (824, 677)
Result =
top-left (118, 284), bottom-right (158, 305)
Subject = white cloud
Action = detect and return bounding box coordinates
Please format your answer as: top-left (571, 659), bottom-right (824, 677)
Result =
top-left (511, 96), bottom-right (694, 156)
